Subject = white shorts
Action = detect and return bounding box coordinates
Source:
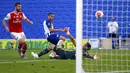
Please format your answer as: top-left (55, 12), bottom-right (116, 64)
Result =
top-left (10, 32), bottom-right (27, 41)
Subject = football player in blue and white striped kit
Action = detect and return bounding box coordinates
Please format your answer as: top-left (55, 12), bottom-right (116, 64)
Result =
top-left (43, 13), bottom-right (67, 46)
top-left (32, 13), bottom-right (67, 56)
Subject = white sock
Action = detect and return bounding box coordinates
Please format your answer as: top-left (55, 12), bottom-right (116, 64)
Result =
top-left (66, 31), bottom-right (70, 35)
top-left (66, 27), bottom-right (70, 35)
top-left (57, 40), bottom-right (64, 46)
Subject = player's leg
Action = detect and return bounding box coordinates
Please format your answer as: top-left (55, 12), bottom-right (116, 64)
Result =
top-left (56, 27), bottom-right (69, 46)
top-left (47, 34), bottom-right (65, 46)
top-left (10, 40), bottom-right (15, 48)
top-left (11, 32), bottom-right (22, 56)
top-left (57, 35), bottom-right (65, 46)
top-left (65, 27), bottom-right (76, 47)
top-left (112, 33), bottom-right (118, 49)
top-left (11, 32), bottom-right (27, 58)
top-left (108, 33), bottom-right (112, 38)
top-left (49, 51), bottom-right (61, 59)
top-left (18, 32), bottom-right (28, 58)
top-left (31, 44), bottom-right (54, 59)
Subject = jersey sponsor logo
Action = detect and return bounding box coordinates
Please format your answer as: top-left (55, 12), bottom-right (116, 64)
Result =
top-left (16, 15), bottom-right (18, 18)
top-left (13, 20), bottom-right (21, 23)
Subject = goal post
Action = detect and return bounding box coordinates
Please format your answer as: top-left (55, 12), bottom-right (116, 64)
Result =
top-left (76, 0), bottom-right (83, 73)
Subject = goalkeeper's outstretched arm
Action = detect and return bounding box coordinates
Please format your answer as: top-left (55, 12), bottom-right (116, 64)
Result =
top-left (65, 27), bottom-right (76, 47)
top-left (65, 27), bottom-right (100, 60)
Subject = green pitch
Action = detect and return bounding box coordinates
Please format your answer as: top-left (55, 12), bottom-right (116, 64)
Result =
top-left (0, 50), bottom-right (75, 73)
top-left (0, 49), bottom-right (130, 73)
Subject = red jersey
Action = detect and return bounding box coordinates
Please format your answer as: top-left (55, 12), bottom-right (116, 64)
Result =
top-left (4, 11), bottom-right (27, 33)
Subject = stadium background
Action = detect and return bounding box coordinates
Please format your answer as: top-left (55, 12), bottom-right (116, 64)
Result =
top-left (0, 0), bottom-right (130, 39)
top-left (0, 0), bottom-right (76, 39)
top-left (0, 0), bottom-right (130, 49)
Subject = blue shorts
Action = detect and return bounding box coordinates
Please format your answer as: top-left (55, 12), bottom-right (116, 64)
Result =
top-left (47, 34), bottom-right (60, 45)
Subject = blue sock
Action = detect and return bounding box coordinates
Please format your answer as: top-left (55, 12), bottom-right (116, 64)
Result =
top-left (38, 48), bottom-right (50, 57)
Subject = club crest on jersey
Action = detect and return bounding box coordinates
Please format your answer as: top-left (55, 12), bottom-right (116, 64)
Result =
top-left (19, 15), bottom-right (22, 18)
top-left (48, 23), bottom-right (51, 25)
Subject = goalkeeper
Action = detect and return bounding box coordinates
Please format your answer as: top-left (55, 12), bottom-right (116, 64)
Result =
top-left (31, 27), bottom-right (100, 60)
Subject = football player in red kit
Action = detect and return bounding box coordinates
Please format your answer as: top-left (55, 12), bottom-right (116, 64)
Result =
top-left (3, 2), bottom-right (33, 59)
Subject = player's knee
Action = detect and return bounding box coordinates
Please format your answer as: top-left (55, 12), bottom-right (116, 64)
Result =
top-left (48, 46), bottom-right (53, 50)
top-left (19, 37), bottom-right (26, 44)
top-left (60, 36), bottom-right (66, 41)
top-left (63, 37), bottom-right (66, 41)
top-left (48, 45), bottom-right (55, 50)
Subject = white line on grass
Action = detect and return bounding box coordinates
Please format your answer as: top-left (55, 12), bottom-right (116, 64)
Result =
top-left (100, 70), bottom-right (130, 73)
top-left (85, 70), bottom-right (130, 73)
top-left (0, 60), bottom-right (52, 64)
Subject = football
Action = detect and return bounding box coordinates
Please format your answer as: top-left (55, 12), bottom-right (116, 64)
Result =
top-left (95, 11), bottom-right (104, 18)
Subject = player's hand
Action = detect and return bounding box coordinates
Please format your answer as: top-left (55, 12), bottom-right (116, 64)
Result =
top-left (30, 21), bottom-right (33, 24)
top-left (5, 27), bottom-right (9, 32)
top-left (62, 27), bottom-right (68, 32)
top-left (93, 55), bottom-right (100, 60)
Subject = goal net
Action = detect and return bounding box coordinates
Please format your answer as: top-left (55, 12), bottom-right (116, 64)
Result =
top-left (76, 0), bottom-right (130, 73)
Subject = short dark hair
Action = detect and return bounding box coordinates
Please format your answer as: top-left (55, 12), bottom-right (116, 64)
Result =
top-left (48, 13), bottom-right (54, 16)
top-left (14, 2), bottom-right (21, 7)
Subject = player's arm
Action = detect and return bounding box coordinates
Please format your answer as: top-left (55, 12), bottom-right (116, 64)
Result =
top-left (66, 27), bottom-right (76, 47)
top-left (3, 19), bottom-right (8, 30)
top-left (83, 51), bottom-right (100, 60)
top-left (23, 13), bottom-right (33, 24)
top-left (83, 43), bottom-right (100, 60)
top-left (24, 19), bottom-right (33, 24)
top-left (106, 22), bottom-right (110, 32)
top-left (44, 20), bottom-right (66, 32)
top-left (47, 22), bottom-right (64, 32)
top-left (49, 28), bottom-right (63, 32)
top-left (83, 50), bottom-right (93, 59)
top-left (2, 13), bottom-right (10, 32)
top-left (115, 22), bottom-right (118, 32)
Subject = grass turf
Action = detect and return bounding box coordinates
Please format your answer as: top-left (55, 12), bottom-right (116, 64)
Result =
top-left (0, 50), bottom-right (75, 73)
top-left (0, 49), bottom-right (130, 73)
